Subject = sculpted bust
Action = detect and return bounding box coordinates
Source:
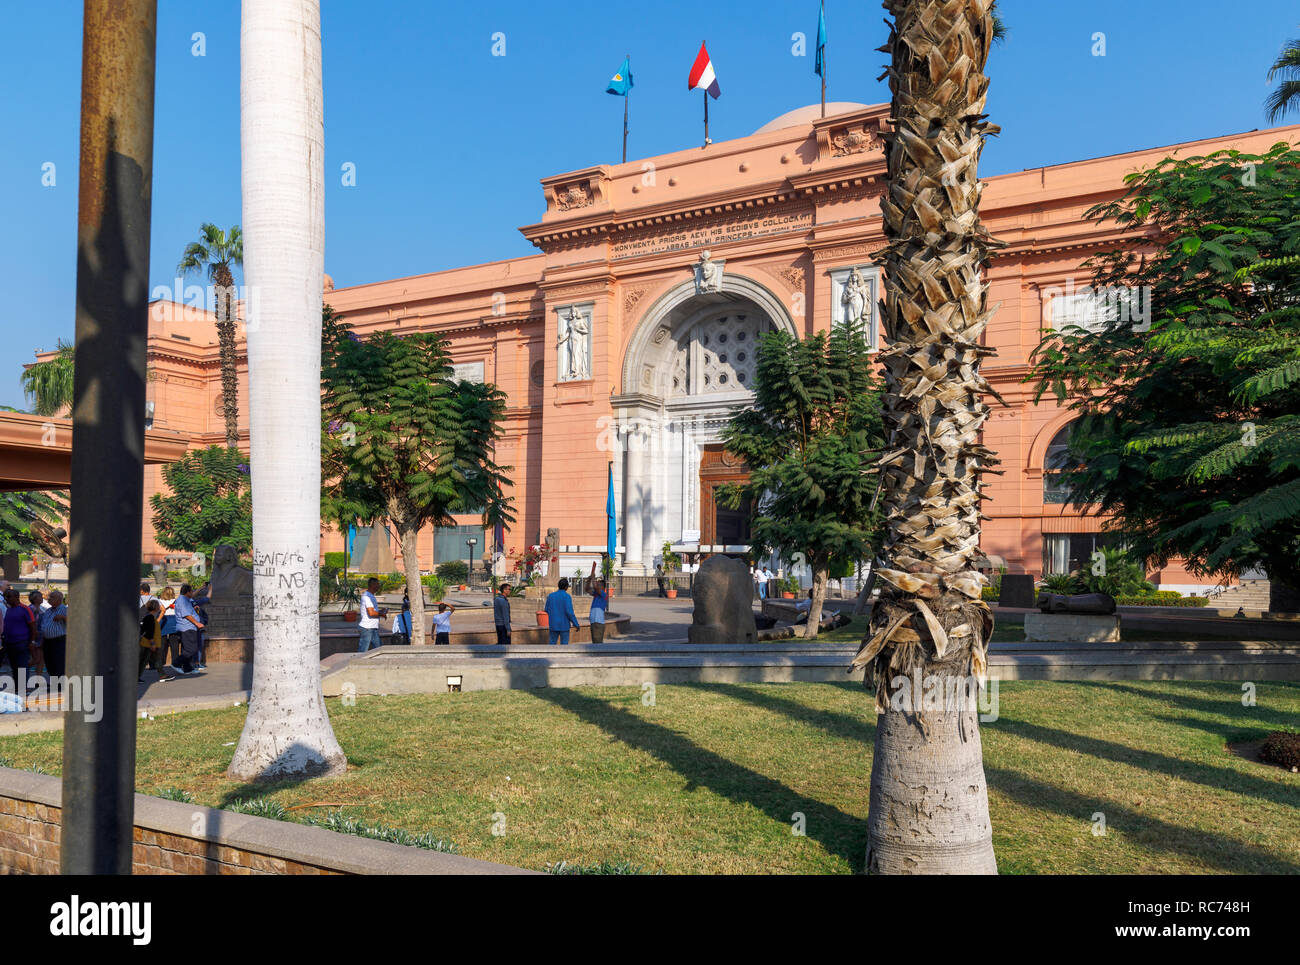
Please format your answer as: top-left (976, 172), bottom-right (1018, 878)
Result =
top-left (842, 268), bottom-right (868, 323)
top-left (696, 251), bottom-right (723, 294)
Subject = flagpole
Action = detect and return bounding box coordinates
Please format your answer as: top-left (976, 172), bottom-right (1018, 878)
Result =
top-left (623, 55), bottom-right (630, 164)
top-left (703, 90), bottom-right (709, 147)
top-left (820, 1), bottom-right (827, 118)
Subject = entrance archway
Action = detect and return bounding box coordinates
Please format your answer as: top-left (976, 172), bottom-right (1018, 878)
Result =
top-left (614, 273), bottom-right (793, 571)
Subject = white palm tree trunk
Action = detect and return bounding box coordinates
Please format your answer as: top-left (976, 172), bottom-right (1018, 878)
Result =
top-left (229, 0), bottom-right (345, 780)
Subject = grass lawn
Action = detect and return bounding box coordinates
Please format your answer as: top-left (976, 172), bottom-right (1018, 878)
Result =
top-left (819, 615), bottom-right (1273, 645)
top-left (2, 678), bottom-right (1297, 874)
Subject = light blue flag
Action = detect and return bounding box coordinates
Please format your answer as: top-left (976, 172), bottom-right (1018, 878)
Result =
top-left (606, 463), bottom-right (617, 566)
top-left (607, 56), bottom-right (633, 96)
top-left (815, 4), bottom-right (827, 77)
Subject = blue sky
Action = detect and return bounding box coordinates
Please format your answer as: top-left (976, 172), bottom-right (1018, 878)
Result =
top-left (1, 0), bottom-right (1297, 408)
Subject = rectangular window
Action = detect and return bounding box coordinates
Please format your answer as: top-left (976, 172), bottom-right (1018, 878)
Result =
top-left (434, 524), bottom-right (487, 564)
top-left (1042, 532), bottom-right (1123, 575)
top-left (1051, 291), bottom-right (1115, 335)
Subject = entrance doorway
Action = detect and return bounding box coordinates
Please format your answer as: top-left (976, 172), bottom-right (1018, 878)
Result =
top-left (698, 444), bottom-right (750, 547)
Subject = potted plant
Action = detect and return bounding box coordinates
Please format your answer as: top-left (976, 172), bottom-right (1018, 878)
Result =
top-left (536, 609), bottom-right (549, 627)
top-left (338, 581), bottom-right (361, 621)
top-left (601, 556), bottom-right (616, 599)
top-left (781, 574), bottom-right (800, 599)
top-left (660, 542), bottom-right (682, 599)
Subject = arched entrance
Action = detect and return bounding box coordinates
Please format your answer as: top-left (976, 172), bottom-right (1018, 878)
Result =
top-left (614, 272), bottom-right (794, 572)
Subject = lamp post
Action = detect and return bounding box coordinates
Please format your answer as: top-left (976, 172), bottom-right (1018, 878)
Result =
top-left (466, 537), bottom-right (478, 585)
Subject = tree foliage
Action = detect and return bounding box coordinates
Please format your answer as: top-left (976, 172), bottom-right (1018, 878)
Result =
top-left (721, 320), bottom-right (883, 636)
top-left (1029, 143), bottom-right (1300, 590)
top-left (320, 310), bottom-right (513, 643)
top-left (149, 445), bottom-right (252, 561)
top-left (21, 340), bottom-right (74, 417)
top-left (0, 490), bottom-right (68, 557)
top-left (1266, 35), bottom-right (1300, 124)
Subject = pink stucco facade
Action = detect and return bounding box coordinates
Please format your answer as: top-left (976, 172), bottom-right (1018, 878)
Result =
top-left (50, 103), bottom-right (1296, 585)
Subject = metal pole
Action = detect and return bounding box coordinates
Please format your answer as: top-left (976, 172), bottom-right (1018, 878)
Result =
top-left (622, 92), bottom-right (629, 164)
top-left (703, 91), bottom-right (709, 146)
top-left (61, 0), bottom-right (157, 875)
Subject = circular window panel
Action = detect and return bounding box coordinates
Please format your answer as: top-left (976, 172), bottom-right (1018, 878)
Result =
top-left (530, 360), bottom-right (544, 387)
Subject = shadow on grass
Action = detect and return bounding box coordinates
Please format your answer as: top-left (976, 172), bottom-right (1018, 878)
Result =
top-left (994, 716), bottom-right (1300, 810)
top-left (530, 686), bottom-right (867, 871)
top-left (692, 682), bottom-right (876, 746)
top-left (984, 765), bottom-right (1300, 874)
top-left (1073, 679), bottom-right (1300, 728)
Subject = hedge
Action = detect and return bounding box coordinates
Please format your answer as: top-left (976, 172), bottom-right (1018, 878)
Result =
top-left (1115, 596), bottom-right (1209, 607)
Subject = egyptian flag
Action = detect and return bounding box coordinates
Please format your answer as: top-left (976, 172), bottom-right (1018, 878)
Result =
top-left (688, 41), bottom-right (721, 99)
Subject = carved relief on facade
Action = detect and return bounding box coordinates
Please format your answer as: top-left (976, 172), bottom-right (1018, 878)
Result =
top-left (829, 121), bottom-right (880, 158)
top-left (779, 265), bottom-right (805, 293)
top-left (693, 251), bottom-right (724, 294)
top-left (623, 286), bottom-right (649, 318)
top-left (556, 182), bottom-right (593, 211)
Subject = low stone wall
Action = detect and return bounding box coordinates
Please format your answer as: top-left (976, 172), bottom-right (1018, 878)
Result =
top-left (204, 615), bottom-right (631, 663)
top-left (0, 768), bottom-right (531, 875)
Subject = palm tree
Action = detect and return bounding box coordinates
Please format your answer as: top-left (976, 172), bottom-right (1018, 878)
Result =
top-left (854, 0), bottom-right (1001, 874)
top-left (20, 339), bottom-right (75, 416)
top-left (178, 223), bottom-right (243, 447)
top-left (1266, 35), bottom-right (1300, 124)
top-left (227, 0), bottom-right (344, 781)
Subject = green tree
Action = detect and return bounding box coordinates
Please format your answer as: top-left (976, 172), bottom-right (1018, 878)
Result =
top-left (0, 490), bottom-right (68, 556)
top-left (178, 223), bottom-right (243, 446)
top-left (1266, 33), bottom-right (1300, 124)
top-left (321, 311), bottom-right (513, 645)
top-left (21, 339), bottom-right (75, 416)
top-left (1029, 143), bottom-right (1300, 607)
top-left (720, 320), bottom-right (883, 638)
top-left (149, 446), bottom-right (252, 564)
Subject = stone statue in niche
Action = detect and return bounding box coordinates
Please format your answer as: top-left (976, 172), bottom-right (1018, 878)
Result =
top-left (695, 250), bottom-right (724, 294)
top-left (557, 305), bottom-right (591, 382)
top-left (842, 267), bottom-right (869, 323)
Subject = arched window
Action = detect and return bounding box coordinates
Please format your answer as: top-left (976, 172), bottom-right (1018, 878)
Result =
top-left (1043, 422), bottom-right (1080, 504)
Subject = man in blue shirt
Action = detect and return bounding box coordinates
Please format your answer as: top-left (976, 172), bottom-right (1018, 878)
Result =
top-left (544, 578), bottom-right (581, 645)
top-left (171, 584), bottom-right (204, 676)
top-left (493, 584), bottom-right (512, 645)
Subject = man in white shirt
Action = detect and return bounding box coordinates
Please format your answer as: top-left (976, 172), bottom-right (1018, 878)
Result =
top-left (358, 577), bottom-right (387, 652)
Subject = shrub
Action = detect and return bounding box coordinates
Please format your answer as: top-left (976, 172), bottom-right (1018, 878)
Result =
top-left (420, 573), bottom-right (447, 602)
top-left (546, 860), bottom-right (654, 875)
top-left (981, 586), bottom-right (999, 602)
top-left (1078, 547), bottom-right (1154, 598)
top-left (323, 551), bottom-right (347, 570)
top-left (1259, 731), bottom-right (1300, 769)
top-left (1039, 572), bottom-right (1081, 595)
top-left (1115, 595), bottom-right (1209, 607)
top-left (224, 798), bottom-right (288, 820)
top-left (436, 560), bottom-right (469, 584)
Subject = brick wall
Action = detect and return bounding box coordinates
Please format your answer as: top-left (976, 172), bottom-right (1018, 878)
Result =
top-left (0, 768), bottom-right (531, 875)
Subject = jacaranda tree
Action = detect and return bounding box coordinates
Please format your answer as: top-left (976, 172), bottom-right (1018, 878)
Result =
top-left (149, 445), bottom-right (252, 564)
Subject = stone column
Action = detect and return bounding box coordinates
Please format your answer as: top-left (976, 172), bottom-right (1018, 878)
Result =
top-left (623, 425), bottom-right (645, 571)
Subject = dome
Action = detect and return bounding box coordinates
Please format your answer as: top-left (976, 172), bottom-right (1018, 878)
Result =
top-left (323, 272), bottom-right (334, 291)
top-left (753, 102), bottom-right (874, 135)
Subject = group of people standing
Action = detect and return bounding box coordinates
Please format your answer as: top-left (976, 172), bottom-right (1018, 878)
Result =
top-left (355, 570), bottom-right (610, 650)
top-left (0, 581), bottom-right (68, 690)
top-left (752, 564), bottom-right (777, 600)
top-left (138, 581), bottom-right (210, 679)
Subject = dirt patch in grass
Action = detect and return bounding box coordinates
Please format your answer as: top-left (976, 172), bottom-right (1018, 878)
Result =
top-left (1225, 737), bottom-right (1300, 774)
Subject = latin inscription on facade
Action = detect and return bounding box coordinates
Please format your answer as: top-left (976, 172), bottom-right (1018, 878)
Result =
top-left (610, 209), bottom-right (813, 260)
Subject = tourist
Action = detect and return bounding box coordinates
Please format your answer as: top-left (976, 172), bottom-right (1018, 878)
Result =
top-left (0, 581), bottom-right (9, 620)
top-left (139, 581), bottom-right (157, 611)
top-left (432, 601), bottom-right (456, 645)
top-left (757, 565), bottom-right (772, 600)
top-left (493, 584), bottom-right (512, 645)
top-left (39, 590), bottom-right (67, 678)
top-left (544, 578), bottom-right (581, 646)
top-left (171, 583), bottom-right (204, 676)
top-left (27, 591), bottom-right (46, 677)
top-left (2, 589), bottom-right (37, 691)
top-left (393, 598), bottom-right (412, 646)
top-left (357, 577), bottom-right (386, 653)
top-left (588, 578), bottom-right (609, 644)
top-left (138, 599), bottom-right (162, 681)
top-left (192, 580), bottom-right (212, 670)
top-left (157, 587), bottom-right (179, 668)
top-left (655, 561), bottom-right (667, 598)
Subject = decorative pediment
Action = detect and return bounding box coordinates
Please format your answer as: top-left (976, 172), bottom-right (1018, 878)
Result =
top-left (541, 166), bottom-right (611, 216)
top-left (812, 106), bottom-right (889, 164)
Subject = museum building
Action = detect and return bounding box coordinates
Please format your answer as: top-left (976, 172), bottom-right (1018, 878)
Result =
top-left (76, 103), bottom-right (1298, 589)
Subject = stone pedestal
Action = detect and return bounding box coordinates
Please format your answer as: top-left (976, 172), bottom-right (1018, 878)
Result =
top-left (1000, 573), bottom-right (1037, 608)
top-left (1023, 612), bottom-right (1121, 643)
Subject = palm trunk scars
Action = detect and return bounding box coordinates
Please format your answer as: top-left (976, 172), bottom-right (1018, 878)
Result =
top-left (856, 0), bottom-right (1004, 874)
